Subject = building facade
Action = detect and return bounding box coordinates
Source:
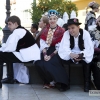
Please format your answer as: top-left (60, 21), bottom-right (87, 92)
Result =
top-left (0, 0), bottom-right (33, 28)
top-left (0, 0), bottom-right (100, 29)
top-left (73, 0), bottom-right (100, 28)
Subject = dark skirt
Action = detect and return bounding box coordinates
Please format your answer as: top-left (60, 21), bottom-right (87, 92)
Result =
top-left (35, 46), bottom-right (69, 85)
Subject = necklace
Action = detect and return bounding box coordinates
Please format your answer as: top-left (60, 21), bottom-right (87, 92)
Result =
top-left (50, 26), bottom-right (57, 30)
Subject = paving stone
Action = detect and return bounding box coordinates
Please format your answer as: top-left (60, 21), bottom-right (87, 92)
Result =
top-left (1, 66), bottom-right (100, 100)
top-left (9, 96), bottom-right (39, 100)
top-left (0, 84), bottom-right (8, 100)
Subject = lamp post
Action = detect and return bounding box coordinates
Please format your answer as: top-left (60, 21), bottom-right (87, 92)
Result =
top-left (2, 0), bottom-right (11, 43)
top-left (34, 0), bottom-right (36, 6)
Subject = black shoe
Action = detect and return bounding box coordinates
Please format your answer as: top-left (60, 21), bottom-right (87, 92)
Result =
top-left (14, 79), bottom-right (20, 84)
top-left (0, 83), bottom-right (2, 88)
top-left (58, 87), bottom-right (67, 92)
top-left (1, 78), bottom-right (14, 84)
top-left (56, 83), bottom-right (67, 92)
top-left (66, 84), bottom-right (70, 90)
top-left (84, 82), bottom-right (91, 92)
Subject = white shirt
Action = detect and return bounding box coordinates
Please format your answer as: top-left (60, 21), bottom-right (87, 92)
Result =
top-left (71, 33), bottom-right (81, 54)
top-left (0, 28), bottom-right (40, 62)
top-left (58, 29), bottom-right (94, 63)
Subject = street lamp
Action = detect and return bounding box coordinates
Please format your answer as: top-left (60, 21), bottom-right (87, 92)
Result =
top-left (34, 0), bottom-right (36, 6)
top-left (2, 0), bottom-right (11, 43)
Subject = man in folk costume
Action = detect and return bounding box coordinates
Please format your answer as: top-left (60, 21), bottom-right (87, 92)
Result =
top-left (35, 9), bottom-right (69, 92)
top-left (4, 23), bottom-right (39, 84)
top-left (58, 16), bottom-right (94, 92)
top-left (0, 16), bottom-right (40, 88)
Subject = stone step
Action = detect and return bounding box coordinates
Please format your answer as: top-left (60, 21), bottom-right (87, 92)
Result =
top-left (25, 63), bottom-right (84, 85)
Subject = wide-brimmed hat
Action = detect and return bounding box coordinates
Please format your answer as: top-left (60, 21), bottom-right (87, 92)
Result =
top-left (67, 18), bottom-right (82, 26)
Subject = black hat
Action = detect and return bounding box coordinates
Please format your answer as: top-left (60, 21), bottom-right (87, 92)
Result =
top-left (67, 18), bottom-right (82, 26)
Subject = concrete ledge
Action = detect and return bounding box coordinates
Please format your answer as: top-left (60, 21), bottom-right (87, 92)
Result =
top-left (63, 63), bottom-right (84, 85)
top-left (70, 64), bottom-right (84, 85)
top-left (28, 65), bottom-right (43, 84)
top-left (25, 62), bottom-right (84, 85)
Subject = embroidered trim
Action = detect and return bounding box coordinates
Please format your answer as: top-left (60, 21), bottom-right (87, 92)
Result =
top-left (46, 28), bottom-right (56, 46)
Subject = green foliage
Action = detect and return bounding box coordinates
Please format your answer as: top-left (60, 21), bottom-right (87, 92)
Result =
top-left (30, 0), bottom-right (78, 24)
top-left (63, 1), bottom-right (78, 17)
top-left (0, 27), bottom-right (2, 30)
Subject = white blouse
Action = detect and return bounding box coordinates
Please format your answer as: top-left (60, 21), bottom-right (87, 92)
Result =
top-left (58, 29), bottom-right (94, 63)
top-left (40, 39), bottom-right (60, 52)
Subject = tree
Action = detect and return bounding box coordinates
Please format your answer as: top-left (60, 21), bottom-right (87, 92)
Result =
top-left (30, 0), bottom-right (78, 24)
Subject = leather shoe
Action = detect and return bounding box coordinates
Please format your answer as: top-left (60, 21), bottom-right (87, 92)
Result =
top-left (14, 79), bottom-right (20, 84)
top-left (0, 83), bottom-right (2, 88)
top-left (56, 83), bottom-right (68, 92)
top-left (58, 87), bottom-right (67, 92)
top-left (84, 82), bottom-right (91, 92)
top-left (1, 78), bottom-right (14, 84)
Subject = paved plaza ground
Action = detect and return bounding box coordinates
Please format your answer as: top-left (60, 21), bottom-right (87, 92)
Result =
top-left (0, 67), bottom-right (100, 100)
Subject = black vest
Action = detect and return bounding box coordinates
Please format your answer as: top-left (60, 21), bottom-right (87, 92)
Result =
top-left (70, 29), bottom-right (84, 50)
top-left (16, 26), bottom-right (36, 52)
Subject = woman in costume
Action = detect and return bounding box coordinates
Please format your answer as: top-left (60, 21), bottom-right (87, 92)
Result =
top-left (90, 15), bottom-right (100, 48)
top-left (36, 16), bottom-right (49, 47)
top-left (85, 1), bottom-right (100, 31)
top-left (35, 9), bottom-right (69, 91)
top-left (89, 15), bottom-right (100, 90)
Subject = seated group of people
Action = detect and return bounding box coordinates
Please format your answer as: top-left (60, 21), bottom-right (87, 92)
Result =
top-left (0, 9), bottom-right (99, 93)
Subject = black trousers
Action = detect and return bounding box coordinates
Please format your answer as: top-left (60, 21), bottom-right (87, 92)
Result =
top-left (0, 51), bottom-right (22, 82)
top-left (65, 60), bottom-right (91, 84)
top-left (0, 52), bottom-right (21, 63)
top-left (91, 53), bottom-right (100, 89)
